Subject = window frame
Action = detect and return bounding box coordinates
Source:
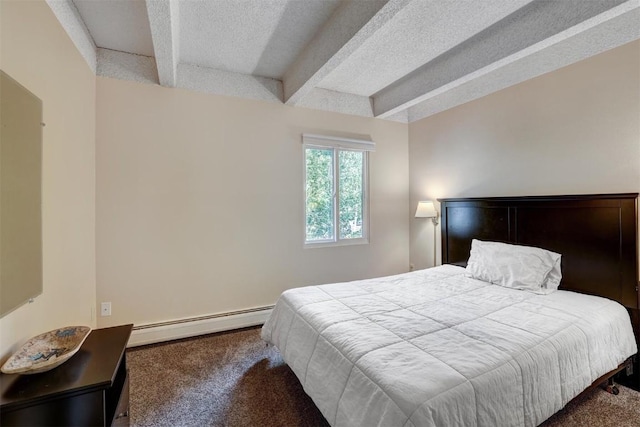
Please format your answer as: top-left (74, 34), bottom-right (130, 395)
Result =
top-left (303, 142), bottom-right (370, 248)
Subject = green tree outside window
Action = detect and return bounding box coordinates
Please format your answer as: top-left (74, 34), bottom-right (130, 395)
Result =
top-left (305, 146), bottom-right (366, 244)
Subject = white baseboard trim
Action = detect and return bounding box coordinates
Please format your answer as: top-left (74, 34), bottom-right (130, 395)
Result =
top-left (128, 305), bottom-right (273, 347)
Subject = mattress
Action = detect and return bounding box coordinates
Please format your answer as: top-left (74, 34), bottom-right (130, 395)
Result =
top-left (261, 265), bottom-right (638, 427)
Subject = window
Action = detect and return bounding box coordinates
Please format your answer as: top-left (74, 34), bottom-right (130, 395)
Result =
top-left (303, 134), bottom-right (373, 246)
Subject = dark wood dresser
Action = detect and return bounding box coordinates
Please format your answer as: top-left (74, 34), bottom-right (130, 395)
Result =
top-left (0, 324), bottom-right (133, 426)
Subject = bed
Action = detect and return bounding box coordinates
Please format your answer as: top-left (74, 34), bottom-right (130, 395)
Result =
top-left (261, 193), bottom-right (639, 427)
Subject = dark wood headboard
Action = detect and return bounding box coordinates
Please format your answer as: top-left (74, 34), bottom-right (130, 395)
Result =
top-left (439, 194), bottom-right (639, 309)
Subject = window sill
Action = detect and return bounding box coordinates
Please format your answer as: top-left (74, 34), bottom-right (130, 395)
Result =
top-left (304, 238), bottom-right (369, 249)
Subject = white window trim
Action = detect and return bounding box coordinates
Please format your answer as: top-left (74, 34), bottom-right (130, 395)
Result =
top-left (302, 134), bottom-right (372, 248)
top-left (302, 133), bottom-right (375, 152)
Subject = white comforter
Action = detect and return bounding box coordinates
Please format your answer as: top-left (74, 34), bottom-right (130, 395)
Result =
top-left (261, 265), bottom-right (637, 427)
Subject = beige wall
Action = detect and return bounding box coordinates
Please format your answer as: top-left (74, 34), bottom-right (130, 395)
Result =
top-left (0, 1), bottom-right (96, 358)
top-left (409, 41), bottom-right (640, 270)
top-left (96, 77), bottom-right (409, 327)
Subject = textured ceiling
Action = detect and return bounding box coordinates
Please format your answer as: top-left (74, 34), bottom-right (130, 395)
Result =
top-left (72, 0), bottom-right (154, 57)
top-left (55, 0), bottom-right (639, 123)
top-left (318, 0), bottom-right (534, 96)
top-left (178, 0), bottom-right (341, 79)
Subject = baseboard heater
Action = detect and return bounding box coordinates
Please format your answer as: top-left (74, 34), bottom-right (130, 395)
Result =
top-left (128, 305), bottom-right (274, 347)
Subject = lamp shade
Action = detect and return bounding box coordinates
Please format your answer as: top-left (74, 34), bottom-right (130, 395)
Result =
top-left (415, 201), bottom-right (437, 218)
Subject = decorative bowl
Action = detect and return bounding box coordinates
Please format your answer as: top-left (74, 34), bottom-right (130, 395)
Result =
top-left (1, 326), bottom-right (91, 375)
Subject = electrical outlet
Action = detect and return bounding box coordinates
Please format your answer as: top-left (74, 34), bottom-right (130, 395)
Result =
top-left (101, 302), bottom-right (112, 316)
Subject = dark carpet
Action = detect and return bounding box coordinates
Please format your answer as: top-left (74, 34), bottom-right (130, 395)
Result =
top-left (127, 327), bottom-right (640, 427)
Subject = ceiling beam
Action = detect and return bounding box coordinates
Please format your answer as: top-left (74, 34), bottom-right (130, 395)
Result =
top-left (296, 88), bottom-right (376, 118)
top-left (374, 0), bottom-right (638, 118)
top-left (145, 0), bottom-right (179, 88)
top-left (283, 0), bottom-right (412, 106)
top-left (406, 2), bottom-right (640, 123)
top-left (97, 49), bottom-right (158, 85)
top-left (177, 64), bottom-right (283, 103)
top-left (46, 0), bottom-right (97, 73)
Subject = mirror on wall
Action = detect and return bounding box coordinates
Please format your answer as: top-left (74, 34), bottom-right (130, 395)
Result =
top-left (0, 70), bottom-right (43, 317)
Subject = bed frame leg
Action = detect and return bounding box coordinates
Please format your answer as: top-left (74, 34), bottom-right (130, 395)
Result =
top-left (601, 377), bottom-right (620, 395)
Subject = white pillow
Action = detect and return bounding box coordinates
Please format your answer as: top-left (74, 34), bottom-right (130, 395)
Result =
top-left (465, 239), bottom-right (562, 294)
top-left (543, 258), bottom-right (562, 292)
